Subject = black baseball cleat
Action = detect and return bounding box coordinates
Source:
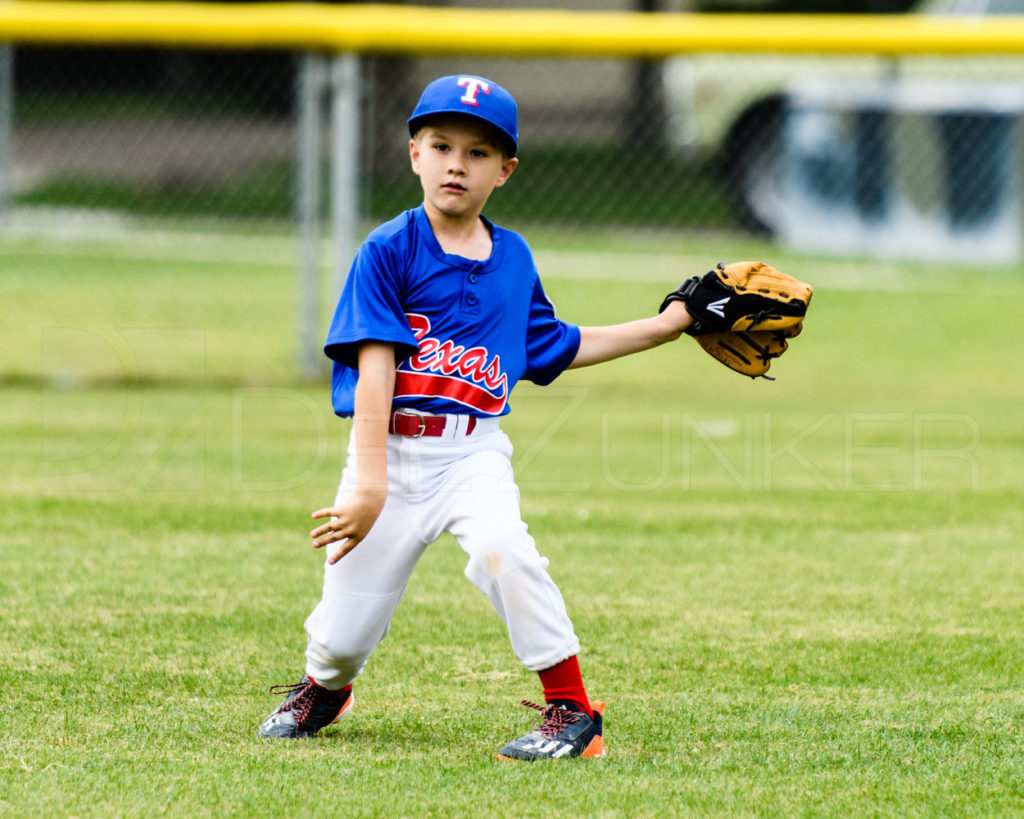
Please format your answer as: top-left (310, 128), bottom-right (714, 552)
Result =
top-left (257, 675), bottom-right (354, 739)
top-left (497, 700), bottom-right (605, 760)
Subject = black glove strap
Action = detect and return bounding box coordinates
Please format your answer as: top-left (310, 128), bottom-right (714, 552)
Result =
top-left (659, 276), bottom-right (700, 314)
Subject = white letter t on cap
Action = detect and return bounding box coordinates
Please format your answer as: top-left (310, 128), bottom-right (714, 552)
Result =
top-left (458, 77), bottom-right (490, 106)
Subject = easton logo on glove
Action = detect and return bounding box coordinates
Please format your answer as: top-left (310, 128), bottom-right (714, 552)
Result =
top-left (706, 297), bottom-right (730, 318)
top-left (660, 261), bottom-right (813, 379)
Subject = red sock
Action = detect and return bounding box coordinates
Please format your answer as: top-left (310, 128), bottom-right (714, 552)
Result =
top-left (537, 655), bottom-right (591, 717)
top-left (311, 678), bottom-right (353, 696)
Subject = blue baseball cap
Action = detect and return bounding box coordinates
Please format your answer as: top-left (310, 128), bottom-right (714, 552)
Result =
top-left (408, 75), bottom-right (519, 157)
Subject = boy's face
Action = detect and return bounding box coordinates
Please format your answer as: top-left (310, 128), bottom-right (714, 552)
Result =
top-left (410, 117), bottom-right (518, 223)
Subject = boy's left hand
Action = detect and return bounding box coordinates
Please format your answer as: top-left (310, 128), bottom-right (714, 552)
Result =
top-left (660, 261), bottom-right (813, 380)
top-left (658, 299), bottom-right (693, 336)
top-left (311, 489), bottom-right (387, 564)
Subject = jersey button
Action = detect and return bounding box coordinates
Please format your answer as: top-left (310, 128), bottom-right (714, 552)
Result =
top-left (469, 273), bottom-right (478, 284)
top-left (466, 295), bottom-right (478, 306)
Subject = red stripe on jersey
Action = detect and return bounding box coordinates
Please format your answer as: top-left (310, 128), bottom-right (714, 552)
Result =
top-left (394, 371), bottom-right (507, 415)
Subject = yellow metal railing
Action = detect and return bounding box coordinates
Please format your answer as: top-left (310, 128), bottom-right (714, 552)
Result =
top-left (2, 2), bottom-right (1024, 56)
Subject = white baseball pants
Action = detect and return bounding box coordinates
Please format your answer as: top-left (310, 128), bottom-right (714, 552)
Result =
top-left (303, 416), bottom-right (581, 689)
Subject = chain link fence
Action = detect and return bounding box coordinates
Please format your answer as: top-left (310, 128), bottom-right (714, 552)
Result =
top-left (5, 43), bottom-right (1024, 258)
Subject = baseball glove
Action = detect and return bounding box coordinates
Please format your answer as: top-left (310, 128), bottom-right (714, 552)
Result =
top-left (660, 261), bottom-right (813, 379)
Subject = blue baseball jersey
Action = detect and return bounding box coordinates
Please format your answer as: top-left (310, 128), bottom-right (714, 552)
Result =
top-left (324, 206), bottom-right (581, 418)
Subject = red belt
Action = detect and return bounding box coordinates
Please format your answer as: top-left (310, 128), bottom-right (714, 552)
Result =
top-left (388, 410), bottom-right (477, 438)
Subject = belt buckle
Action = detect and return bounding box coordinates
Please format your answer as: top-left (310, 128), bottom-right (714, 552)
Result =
top-left (397, 409), bottom-right (427, 439)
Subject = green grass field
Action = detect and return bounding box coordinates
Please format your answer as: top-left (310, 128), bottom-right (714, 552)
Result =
top-left (2, 224), bottom-right (1022, 817)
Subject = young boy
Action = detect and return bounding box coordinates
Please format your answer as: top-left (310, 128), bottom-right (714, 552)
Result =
top-left (258, 74), bottom-right (693, 760)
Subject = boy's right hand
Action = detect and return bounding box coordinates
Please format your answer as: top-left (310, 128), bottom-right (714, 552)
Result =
top-left (310, 489), bottom-right (387, 565)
